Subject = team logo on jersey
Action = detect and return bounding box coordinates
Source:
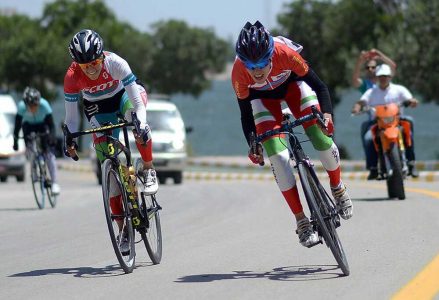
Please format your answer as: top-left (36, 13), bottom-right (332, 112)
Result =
top-left (85, 103), bottom-right (99, 116)
top-left (84, 80), bottom-right (119, 94)
top-left (270, 70), bottom-right (291, 83)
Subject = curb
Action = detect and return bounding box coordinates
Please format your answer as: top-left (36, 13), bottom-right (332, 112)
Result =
top-left (57, 162), bottom-right (439, 182)
top-left (187, 158), bottom-right (439, 172)
top-left (183, 171), bottom-right (439, 183)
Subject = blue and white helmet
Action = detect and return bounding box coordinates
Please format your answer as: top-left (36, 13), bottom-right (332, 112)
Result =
top-left (68, 29), bottom-right (104, 64)
top-left (236, 21), bottom-right (274, 68)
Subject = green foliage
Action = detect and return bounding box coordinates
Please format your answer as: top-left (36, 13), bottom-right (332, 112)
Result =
top-left (0, 0), bottom-right (230, 99)
top-left (147, 20), bottom-right (230, 96)
top-left (277, 0), bottom-right (439, 105)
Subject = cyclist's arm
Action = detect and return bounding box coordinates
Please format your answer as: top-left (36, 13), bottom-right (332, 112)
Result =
top-left (64, 69), bottom-right (81, 133)
top-left (124, 81), bottom-right (147, 127)
top-left (297, 68), bottom-right (333, 114)
top-left (238, 98), bottom-right (256, 145)
top-left (13, 114), bottom-right (23, 140)
top-left (43, 114), bottom-right (56, 137)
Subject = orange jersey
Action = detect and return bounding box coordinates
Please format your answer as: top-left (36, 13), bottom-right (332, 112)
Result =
top-left (231, 39), bottom-right (309, 100)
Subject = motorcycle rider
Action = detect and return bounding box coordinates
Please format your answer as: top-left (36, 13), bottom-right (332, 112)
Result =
top-left (351, 64), bottom-right (419, 178)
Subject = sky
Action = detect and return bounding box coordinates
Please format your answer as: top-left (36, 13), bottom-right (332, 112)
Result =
top-left (0, 0), bottom-right (290, 40)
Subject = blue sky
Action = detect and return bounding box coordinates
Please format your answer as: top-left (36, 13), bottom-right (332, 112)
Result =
top-left (0, 0), bottom-right (290, 40)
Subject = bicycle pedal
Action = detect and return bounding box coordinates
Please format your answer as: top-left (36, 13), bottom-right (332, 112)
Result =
top-left (306, 238), bottom-right (323, 248)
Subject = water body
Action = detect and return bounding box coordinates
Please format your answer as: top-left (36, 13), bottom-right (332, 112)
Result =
top-left (51, 80), bottom-right (438, 160)
top-left (172, 80), bottom-right (439, 160)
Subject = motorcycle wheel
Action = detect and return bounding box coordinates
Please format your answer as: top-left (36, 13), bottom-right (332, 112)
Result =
top-left (386, 143), bottom-right (406, 200)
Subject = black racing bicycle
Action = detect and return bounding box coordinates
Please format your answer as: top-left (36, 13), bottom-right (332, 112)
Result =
top-left (256, 105), bottom-right (350, 276)
top-left (27, 132), bottom-right (57, 209)
top-left (62, 112), bottom-right (162, 273)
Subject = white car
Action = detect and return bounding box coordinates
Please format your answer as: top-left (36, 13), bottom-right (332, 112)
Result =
top-left (0, 94), bottom-right (26, 182)
top-left (91, 98), bottom-right (189, 184)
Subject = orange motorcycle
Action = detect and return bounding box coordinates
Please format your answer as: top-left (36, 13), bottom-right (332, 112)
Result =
top-left (370, 102), bottom-right (412, 200)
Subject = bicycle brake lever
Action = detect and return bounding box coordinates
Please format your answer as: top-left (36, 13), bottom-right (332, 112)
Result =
top-left (61, 124), bottom-right (79, 161)
top-left (131, 112), bottom-right (141, 132)
top-left (250, 132), bottom-right (265, 166)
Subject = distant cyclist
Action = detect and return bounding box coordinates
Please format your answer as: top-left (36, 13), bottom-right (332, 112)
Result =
top-left (63, 29), bottom-right (158, 252)
top-left (231, 21), bottom-right (353, 247)
top-left (13, 87), bottom-right (60, 195)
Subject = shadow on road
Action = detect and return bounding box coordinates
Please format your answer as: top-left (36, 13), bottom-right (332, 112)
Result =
top-left (175, 265), bottom-right (344, 283)
top-left (9, 265), bottom-right (126, 278)
top-left (352, 197), bottom-right (393, 202)
top-left (0, 207), bottom-right (40, 212)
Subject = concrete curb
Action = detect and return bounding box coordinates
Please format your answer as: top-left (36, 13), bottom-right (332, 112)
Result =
top-left (57, 162), bottom-right (438, 182)
top-left (187, 157), bottom-right (439, 172)
top-left (183, 171), bottom-right (439, 183)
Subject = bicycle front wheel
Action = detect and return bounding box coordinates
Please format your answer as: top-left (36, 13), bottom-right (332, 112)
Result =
top-left (101, 159), bottom-right (136, 273)
top-left (135, 158), bottom-right (162, 264)
top-left (31, 158), bottom-right (45, 209)
top-left (297, 163), bottom-right (350, 276)
top-left (41, 157), bottom-right (57, 208)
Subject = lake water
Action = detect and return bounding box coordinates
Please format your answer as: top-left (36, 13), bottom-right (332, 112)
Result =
top-left (171, 80), bottom-right (439, 160)
top-left (52, 80), bottom-right (438, 160)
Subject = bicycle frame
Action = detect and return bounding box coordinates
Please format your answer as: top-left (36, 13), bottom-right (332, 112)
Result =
top-left (256, 106), bottom-right (349, 275)
top-left (62, 114), bottom-right (148, 228)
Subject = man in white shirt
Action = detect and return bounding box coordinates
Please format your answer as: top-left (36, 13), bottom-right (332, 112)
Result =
top-left (352, 64), bottom-right (419, 179)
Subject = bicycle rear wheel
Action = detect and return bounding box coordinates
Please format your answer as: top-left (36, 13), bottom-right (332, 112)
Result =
top-left (298, 163), bottom-right (350, 276)
top-left (31, 158), bottom-right (45, 209)
top-left (135, 158), bottom-right (162, 264)
top-left (101, 159), bottom-right (136, 273)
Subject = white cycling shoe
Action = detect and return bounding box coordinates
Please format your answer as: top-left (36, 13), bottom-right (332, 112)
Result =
top-left (52, 183), bottom-right (61, 195)
top-left (296, 217), bottom-right (319, 248)
top-left (140, 169), bottom-right (158, 195)
top-left (331, 183), bottom-right (353, 220)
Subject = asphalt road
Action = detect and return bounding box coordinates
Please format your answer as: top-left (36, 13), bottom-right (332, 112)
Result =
top-left (0, 168), bottom-right (438, 300)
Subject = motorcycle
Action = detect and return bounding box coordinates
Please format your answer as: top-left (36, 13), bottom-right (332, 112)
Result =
top-left (355, 102), bottom-right (412, 200)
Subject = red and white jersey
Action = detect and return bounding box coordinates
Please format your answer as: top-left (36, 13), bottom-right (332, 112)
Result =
top-left (63, 51), bottom-right (146, 132)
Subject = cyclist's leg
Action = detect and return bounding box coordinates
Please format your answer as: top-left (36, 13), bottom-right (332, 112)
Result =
top-left (287, 82), bottom-right (352, 219)
top-left (21, 122), bottom-right (34, 157)
top-left (121, 84), bottom-right (153, 167)
top-left (121, 85), bottom-right (158, 193)
top-left (90, 112), bottom-right (125, 228)
top-left (252, 97), bottom-right (303, 217)
top-left (287, 82), bottom-right (341, 187)
top-left (37, 126), bottom-right (59, 187)
top-left (253, 96), bottom-right (317, 246)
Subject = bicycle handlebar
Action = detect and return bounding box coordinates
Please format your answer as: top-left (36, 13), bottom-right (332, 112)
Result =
top-left (256, 106), bottom-right (327, 142)
top-left (62, 113), bottom-right (142, 161)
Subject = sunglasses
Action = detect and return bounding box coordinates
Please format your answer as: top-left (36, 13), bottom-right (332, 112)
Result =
top-left (79, 57), bottom-right (104, 68)
top-left (244, 59), bottom-right (270, 70)
top-left (365, 65), bottom-right (376, 70)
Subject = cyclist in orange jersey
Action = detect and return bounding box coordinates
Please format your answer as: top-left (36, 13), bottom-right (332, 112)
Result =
top-left (231, 21), bottom-right (353, 247)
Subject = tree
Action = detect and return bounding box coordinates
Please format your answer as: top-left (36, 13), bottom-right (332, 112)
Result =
top-left (1, 0), bottom-right (231, 99)
top-left (277, 0), bottom-right (439, 105)
top-left (147, 20), bottom-right (230, 97)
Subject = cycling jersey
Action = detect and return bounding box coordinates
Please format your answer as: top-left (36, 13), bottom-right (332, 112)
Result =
top-left (231, 36), bottom-right (332, 114)
top-left (63, 51), bottom-right (147, 132)
top-left (14, 98), bottom-right (55, 140)
top-left (17, 98), bottom-right (52, 124)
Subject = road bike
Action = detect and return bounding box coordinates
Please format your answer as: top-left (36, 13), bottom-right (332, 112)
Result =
top-left (256, 106), bottom-right (350, 276)
top-left (62, 113), bottom-right (162, 273)
top-left (27, 132), bottom-right (57, 209)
